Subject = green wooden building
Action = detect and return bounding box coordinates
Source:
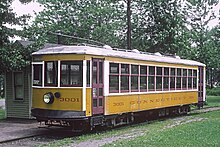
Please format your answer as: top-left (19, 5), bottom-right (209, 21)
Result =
top-left (5, 40), bottom-right (59, 118)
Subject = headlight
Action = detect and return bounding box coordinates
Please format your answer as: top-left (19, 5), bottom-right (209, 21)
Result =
top-left (43, 92), bottom-right (54, 104)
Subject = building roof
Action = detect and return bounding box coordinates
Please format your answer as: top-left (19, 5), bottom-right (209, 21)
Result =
top-left (32, 45), bottom-right (205, 67)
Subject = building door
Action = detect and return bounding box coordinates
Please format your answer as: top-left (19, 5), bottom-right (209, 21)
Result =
top-left (92, 58), bottom-right (104, 115)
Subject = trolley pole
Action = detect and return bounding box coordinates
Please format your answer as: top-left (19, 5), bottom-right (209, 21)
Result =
top-left (127, 0), bottom-right (132, 50)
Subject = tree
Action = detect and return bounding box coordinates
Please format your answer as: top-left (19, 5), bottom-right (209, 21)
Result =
top-left (131, 0), bottom-right (188, 54)
top-left (0, 0), bottom-right (31, 73)
top-left (24, 0), bottom-right (126, 48)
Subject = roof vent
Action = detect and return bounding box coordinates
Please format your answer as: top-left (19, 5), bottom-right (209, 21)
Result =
top-left (103, 45), bottom-right (112, 50)
top-left (131, 49), bottom-right (140, 53)
top-left (154, 52), bottom-right (162, 56)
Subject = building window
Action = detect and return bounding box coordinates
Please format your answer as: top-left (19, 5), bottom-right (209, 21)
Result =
top-left (14, 72), bottom-right (24, 101)
top-left (131, 65), bottom-right (139, 91)
top-left (33, 64), bottom-right (42, 86)
top-left (109, 63), bottom-right (119, 93)
top-left (45, 61), bottom-right (58, 86)
top-left (148, 66), bottom-right (155, 91)
top-left (140, 65), bottom-right (147, 91)
top-left (60, 61), bottom-right (83, 87)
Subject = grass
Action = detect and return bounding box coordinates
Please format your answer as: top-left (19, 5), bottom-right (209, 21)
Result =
top-left (205, 96), bottom-right (220, 107)
top-left (43, 110), bottom-right (220, 147)
top-left (104, 110), bottom-right (220, 147)
top-left (0, 108), bottom-right (5, 119)
top-left (206, 87), bottom-right (220, 96)
top-left (40, 96), bottom-right (220, 147)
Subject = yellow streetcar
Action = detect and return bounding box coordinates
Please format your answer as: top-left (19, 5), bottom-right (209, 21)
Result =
top-left (31, 44), bottom-right (206, 131)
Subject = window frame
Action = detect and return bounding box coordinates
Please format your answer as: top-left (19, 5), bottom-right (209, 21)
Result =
top-left (193, 69), bottom-right (197, 89)
top-left (140, 65), bottom-right (148, 92)
top-left (156, 67), bottom-right (163, 91)
top-left (120, 64), bottom-right (130, 93)
top-left (13, 71), bottom-right (24, 101)
top-left (109, 63), bottom-right (119, 93)
top-left (60, 61), bottom-right (83, 87)
top-left (44, 61), bottom-right (58, 87)
top-left (163, 67), bottom-right (170, 91)
top-left (188, 69), bottom-right (193, 89)
top-left (108, 62), bottom-right (198, 94)
top-left (131, 64), bottom-right (139, 92)
top-left (32, 63), bottom-right (43, 87)
top-left (148, 66), bottom-right (155, 91)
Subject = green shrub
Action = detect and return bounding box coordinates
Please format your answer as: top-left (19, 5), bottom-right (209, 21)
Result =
top-left (206, 87), bottom-right (220, 96)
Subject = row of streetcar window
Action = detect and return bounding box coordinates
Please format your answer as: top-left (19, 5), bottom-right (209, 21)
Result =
top-left (33, 61), bottom-right (198, 92)
top-left (109, 63), bottom-right (197, 93)
top-left (33, 61), bottom-right (90, 87)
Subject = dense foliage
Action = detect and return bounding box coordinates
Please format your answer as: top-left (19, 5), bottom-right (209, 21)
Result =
top-left (0, 0), bottom-right (32, 73)
top-left (1, 0), bottom-right (220, 85)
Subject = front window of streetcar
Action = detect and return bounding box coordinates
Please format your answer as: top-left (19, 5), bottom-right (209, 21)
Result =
top-left (61, 61), bottom-right (83, 87)
top-left (33, 64), bottom-right (42, 86)
top-left (45, 61), bottom-right (58, 86)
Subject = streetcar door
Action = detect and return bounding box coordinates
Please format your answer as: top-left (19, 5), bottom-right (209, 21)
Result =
top-left (198, 66), bottom-right (205, 106)
top-left (92, 58), bottom-right (104, 115)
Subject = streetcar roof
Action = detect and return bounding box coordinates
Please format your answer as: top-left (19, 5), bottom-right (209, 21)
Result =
top-left (32, 45), bottom-right (205, 67)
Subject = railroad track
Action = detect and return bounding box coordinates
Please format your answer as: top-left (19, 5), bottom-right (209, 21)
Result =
top-left (0, 106), bottom-right (219, 146)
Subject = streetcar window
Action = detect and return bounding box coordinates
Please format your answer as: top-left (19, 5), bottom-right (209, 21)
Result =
top-left (45, 61), bottom-right (58, 86)
top-left (164, 67), bottom-right (169, 75)
top-left (131, 65), bottom-right (139, 91)
top-left (193, 70), bottom-right (197, 89)
top-left (193, 77), bottom-right (197, 89)
top-left (182, 69), bottom-right (187, 89)
top-left (149, 66), bottom-right (155, 75)
top-left (131, 65), bottom-right (138, 74)
top-left (140, 65), bottom-right (147, 91)
top-left (163, 67), bottom-right (169, 90)
top-left (170, 77), bottom-right (175, 89)
top-left (148, 76), bottom-right (155, 90)
top-left (140, 76), bottom-right (147, 91)
top-left (131, 76), bottom-right (138, 91)
top-left (156, 67), bottom-right (162, 90)
top-left (109, 63), bottom-right (119, 93)
top-left (163, 77), bottom-right (169, 90)
top-left (33, 64), bottom-right (42, 86)
top-left (87, 60), bottom-right (90, 87)
top-left (121, 64), bottom-right (129, 92)
top-left (156, 77), bottom-right (162, 90)
top-left (148, 66), bottom-right (155, 91)
top-left (140, 65), bottom-right (147, 75)
top-left (176, 77), bottom-right (181, 89)
top-left (121, 64), bottom-right (129, 74)
top-left (188, 69), bottom-right (193, 89)
top-left (121, 75), bottom-right (129, 92)
top-left (176, 68), bottom-right (182, 89)
top-left (182, 77), bottom-right (187, 89)
top-left (60, 61), bottom-right (82, 87)
top-left (109, 75), bottom-right (119, 92)
top-left (170, 68), bottom-right (176, 90)
top-left (110, 63), bottom-right (119, 74)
